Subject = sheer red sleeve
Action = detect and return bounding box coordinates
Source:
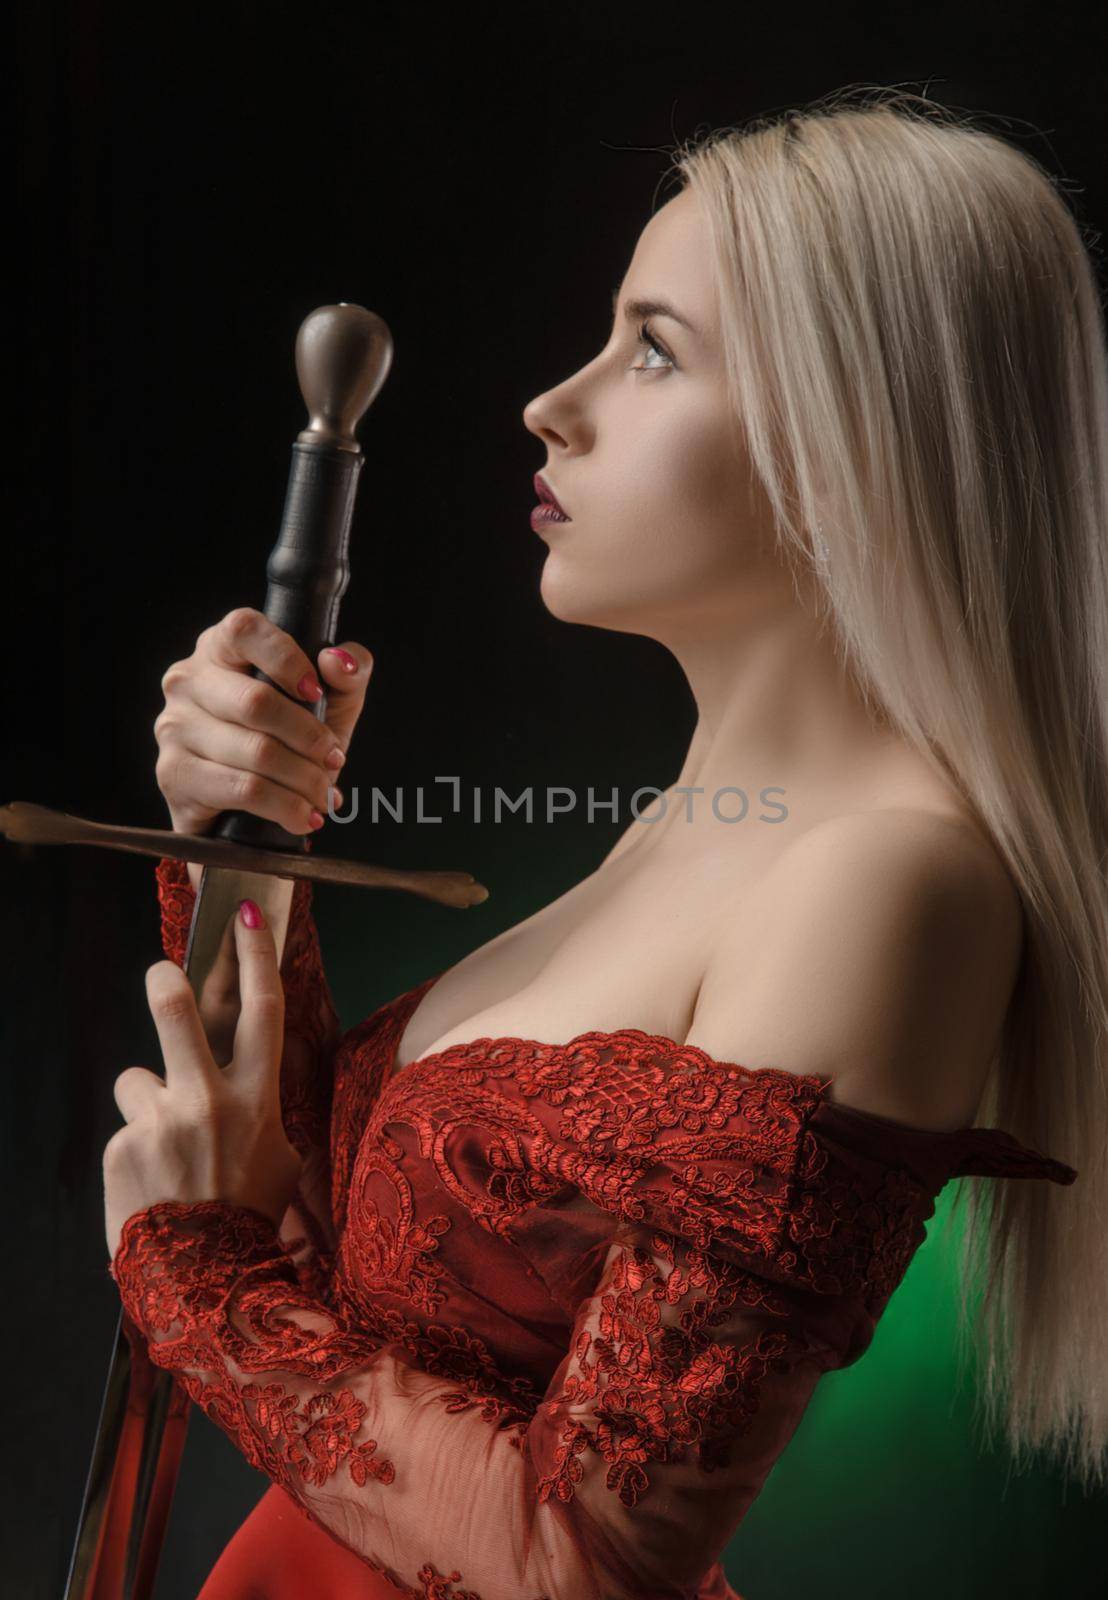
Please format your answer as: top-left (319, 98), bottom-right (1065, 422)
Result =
top-left (154, 855), bottom-right (341, 1290)
top-left (109, 1013), bottom-right (1078, 1600)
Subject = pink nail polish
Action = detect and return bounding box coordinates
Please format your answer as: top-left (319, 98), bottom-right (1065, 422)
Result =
top-left (239, 898), bottom-right (265, 929)
top-left (297, 672), bottom-right (324, 701)
top-left (324, 648), bottom-right (359, 674)
top-left (309, 809), bottom-right (326, 830)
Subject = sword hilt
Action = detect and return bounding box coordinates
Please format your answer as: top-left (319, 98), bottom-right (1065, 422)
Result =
top-left (215, 303), bottom-right (393, 856)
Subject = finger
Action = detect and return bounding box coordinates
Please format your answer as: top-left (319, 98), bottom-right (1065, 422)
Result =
top-left (227, 900), bottom-right (285, 1099)
top-left (197, 606), bottom-right (327, 708)
top-left (113, 1065), bottom-right (166, 1124)
top-left (160, 703), bottom-right (342, 829)
top-left (154, 744), bottom-right (335, 838)
top-left (146, 961), bottom-right (222, 1102)
top-left (317, 643), bottom-right (374, 750)
top-left (185, 665), bottom-right (342, 774)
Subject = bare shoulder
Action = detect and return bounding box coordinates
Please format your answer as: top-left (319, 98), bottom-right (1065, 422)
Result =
top-left (686, 807), bottom-right (1025, 1131)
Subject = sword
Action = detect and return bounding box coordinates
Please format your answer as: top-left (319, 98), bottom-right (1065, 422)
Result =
top-left (1, 302), bottom-right (488, 1599)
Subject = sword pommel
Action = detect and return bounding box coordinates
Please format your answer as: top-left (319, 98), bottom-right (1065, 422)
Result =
top-left (295, 303), bottom-right (393, 452)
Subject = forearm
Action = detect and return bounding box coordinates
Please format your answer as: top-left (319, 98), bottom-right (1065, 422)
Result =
top-left (111, 1200), bottom-right (598, 1600)
top-left (111, 1200), bottom-right (829, 1600)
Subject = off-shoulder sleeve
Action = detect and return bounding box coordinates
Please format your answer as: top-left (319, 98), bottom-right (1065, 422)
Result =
top-left (109, 1028), bottom-right (1078, 1600)
top-left (154, 854), bottom-right (342, 1282)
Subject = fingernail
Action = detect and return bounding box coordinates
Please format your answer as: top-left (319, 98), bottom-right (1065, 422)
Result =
top-left (329, 785), bottom-right (344, 809)
top-left (297, 673), bottom-right (324, 701)
top-left (239, 898), bottom-right (265, 929)
top-left (325, 745), bottom-right (346, 770)
top-left (309, 809), bottom-right (326, 830)
top-left (324, 648), bottom-right (359, 674)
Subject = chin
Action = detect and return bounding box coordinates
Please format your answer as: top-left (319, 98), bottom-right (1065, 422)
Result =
top-left (537, 560), bottom-right (653, 634)
top-left (538, 560), bottom-right (608, 625)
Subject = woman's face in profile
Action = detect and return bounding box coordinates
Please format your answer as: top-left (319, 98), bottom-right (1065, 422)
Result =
top-left (522, 186), bottom-right (782, 642)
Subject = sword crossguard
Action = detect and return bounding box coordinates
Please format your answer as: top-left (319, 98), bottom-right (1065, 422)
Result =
top-left (0, 801), bottom-right (489, 909)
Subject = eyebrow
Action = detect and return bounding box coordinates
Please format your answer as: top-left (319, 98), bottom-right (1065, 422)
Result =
top-left (610, 285), bottom-right (701, 340)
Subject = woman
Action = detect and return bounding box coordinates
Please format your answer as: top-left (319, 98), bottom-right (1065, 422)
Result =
top-left (104, 89), bottom-right (1107, 1599)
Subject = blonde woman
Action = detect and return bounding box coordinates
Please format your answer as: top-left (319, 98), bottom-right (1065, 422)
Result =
top-left (105, 88), bottom-right (1107, 1599)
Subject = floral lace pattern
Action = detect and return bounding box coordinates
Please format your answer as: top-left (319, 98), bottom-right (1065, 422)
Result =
top-left (122, 858), bottom-right (1078, 1600)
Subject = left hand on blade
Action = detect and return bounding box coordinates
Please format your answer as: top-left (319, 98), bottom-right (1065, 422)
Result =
top-left (103, 898), bottom-right (303, 1262)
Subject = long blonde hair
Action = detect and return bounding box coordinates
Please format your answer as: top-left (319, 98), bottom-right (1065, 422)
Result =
top-left (665, 86), bottom-right (1108, 1490)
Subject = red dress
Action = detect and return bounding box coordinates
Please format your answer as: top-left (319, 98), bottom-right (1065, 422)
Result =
top-left (110, 858), bottom-right (1078, 1600)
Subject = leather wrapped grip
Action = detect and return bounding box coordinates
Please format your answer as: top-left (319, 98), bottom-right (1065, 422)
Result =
top-left (214, 440), bottom-right (364, 854)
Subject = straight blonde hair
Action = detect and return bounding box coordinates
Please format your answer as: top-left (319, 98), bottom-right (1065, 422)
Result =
top-left (665, 86), bottom-right (1108, 1491)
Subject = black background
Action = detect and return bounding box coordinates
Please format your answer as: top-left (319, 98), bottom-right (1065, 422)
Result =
top-left (8, 4), bottom-right (1108, 1597)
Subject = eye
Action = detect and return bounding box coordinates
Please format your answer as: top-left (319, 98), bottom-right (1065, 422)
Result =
top-left (629, 320), bottom-right (675, 373)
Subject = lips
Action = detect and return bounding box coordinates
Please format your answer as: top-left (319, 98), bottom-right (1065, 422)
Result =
top-left (534, 472), bottom-right (571, 519)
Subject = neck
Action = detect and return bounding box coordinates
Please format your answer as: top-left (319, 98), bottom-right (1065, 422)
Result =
top-left (645, 585), bottom-right (917, 845)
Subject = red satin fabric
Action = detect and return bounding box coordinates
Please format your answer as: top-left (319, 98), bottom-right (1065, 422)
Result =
top-left (108, 858), bottom-right (1077, 1600)
top-left (200, 1482), bottom-right (408, 1598)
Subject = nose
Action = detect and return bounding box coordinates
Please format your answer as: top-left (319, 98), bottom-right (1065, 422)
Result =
top-left (522, 391), bottom-right (568, 450)
top-left (522, 392), bottom-right (547, 434)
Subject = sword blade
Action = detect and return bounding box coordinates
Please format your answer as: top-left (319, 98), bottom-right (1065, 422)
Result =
top-left (64, 865), bottom-right (296, 1599)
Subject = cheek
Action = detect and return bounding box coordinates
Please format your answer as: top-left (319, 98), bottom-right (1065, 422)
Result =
top-left (603, 415), bottom-right (752, 583)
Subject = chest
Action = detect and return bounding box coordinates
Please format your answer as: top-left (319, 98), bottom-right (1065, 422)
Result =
top-left (391, 833), bottom-right (783, 1076)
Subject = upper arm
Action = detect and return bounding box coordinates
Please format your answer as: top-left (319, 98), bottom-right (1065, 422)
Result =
top-left (686, 810), bottom-right (1025, 1131)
